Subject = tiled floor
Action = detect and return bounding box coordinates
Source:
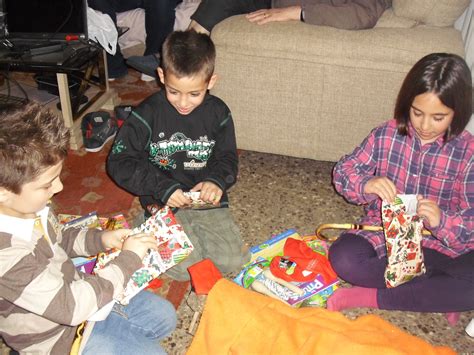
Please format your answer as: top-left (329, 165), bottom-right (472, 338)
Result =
top-left (1, 69), bottom-right (472, 354)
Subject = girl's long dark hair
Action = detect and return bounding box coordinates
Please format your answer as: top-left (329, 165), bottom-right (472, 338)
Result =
top-left (394, 53), bottom-right (472, 141)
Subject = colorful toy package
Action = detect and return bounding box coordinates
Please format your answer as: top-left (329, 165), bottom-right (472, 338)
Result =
top-left (59, 212), bottom-right (130, 231)
top-left (382, 194), bottom-right (426, 288)
top-left (234, 229), bottom-right (338, 307)
top-left (94, 206), bottom-right (194, 304)
top-left (58, 211), bottom-right (101, 229)
top-left (61, 213), bottom-right (130, 274)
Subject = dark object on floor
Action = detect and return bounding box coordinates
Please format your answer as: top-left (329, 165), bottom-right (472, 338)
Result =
top-left (35, 73), bottom-right (90, 111)
top-left (114, 104), bottom-right (134, 126)
top-left (81, 111), bottom-right (118, 153)
top-left (0, 93), bottom-right (28, 110)
top-left (126, 54), bottom-right (160, 78)
top-left (108, 65), bottom-right (128, 80)
top-left (56, 94), bottom-right (88, 111)
top-left (34, 73), bottom-right (85, 96)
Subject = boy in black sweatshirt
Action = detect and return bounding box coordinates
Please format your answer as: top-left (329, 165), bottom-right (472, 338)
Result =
top-left (107, 30), bottom-right (249, 281)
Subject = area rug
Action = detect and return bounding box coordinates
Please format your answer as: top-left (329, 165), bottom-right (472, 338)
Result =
top-left (147, 277), bottom-right (191, 310)
top-left (52, 142), bottom-right (190, 309)
top-left (53, 142), bottom-right (135, 217)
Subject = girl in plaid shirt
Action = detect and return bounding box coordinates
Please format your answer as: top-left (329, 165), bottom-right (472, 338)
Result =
top-left (327, 53), bottom-right (473, 325)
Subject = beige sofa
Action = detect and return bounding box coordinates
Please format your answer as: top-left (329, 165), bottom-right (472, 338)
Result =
top-left (210, 1), bottom-right (473, 162)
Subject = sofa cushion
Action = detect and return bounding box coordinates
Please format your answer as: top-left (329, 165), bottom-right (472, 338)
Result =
top-left (212, 16), bottom-right (464, 73)
top-left (211, 15), bottom-right (465, 161)
top-left (392, 0), bottom-right (470, 27)
top-left (375, 8), bottom-right (417, 28)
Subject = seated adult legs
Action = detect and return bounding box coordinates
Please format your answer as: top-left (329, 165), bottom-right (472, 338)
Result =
top-left (88, 0), bottom-right (140, 78)
top-left (190, 0), bottom-right (271, 33)
top-left (142, 0), bottom-right (180, 56)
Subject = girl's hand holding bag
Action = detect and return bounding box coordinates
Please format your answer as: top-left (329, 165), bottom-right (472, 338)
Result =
top-left (314, 194), bottom-right (429, 288)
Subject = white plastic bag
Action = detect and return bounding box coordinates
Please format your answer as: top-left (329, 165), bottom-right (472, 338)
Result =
top-left (87, 7), bottom-right (118, 55)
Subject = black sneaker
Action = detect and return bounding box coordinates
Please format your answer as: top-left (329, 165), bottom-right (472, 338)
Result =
top-left (81, 111), bottom-right (118, 152)
top-left (114, 105), bottom-right (134, 122)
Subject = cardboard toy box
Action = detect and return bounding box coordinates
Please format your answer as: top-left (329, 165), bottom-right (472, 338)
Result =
top-left (59, 212), bottom-right (130, 274)
top-left (234, 229), bottom-right (338, 307)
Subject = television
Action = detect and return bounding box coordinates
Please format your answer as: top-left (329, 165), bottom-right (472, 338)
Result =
top-left (2, 0), bottom-right (88, 41)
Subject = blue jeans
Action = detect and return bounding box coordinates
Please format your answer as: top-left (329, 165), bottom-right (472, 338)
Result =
top-left (83, 291), bottom-right (177, 354)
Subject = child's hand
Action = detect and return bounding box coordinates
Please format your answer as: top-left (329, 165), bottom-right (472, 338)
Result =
top-left (122, 233), bottom-right (158, 260)
top-left (101, 229), bottom-right (132, 250)
top-left (192, 182), bottom-right (222, 205)
top-left (364, 176), bottom-right (397, 203)
top-left (166, 189), bottom-right (192, 208)
top-left (416, 195), bottom-right (441, 228)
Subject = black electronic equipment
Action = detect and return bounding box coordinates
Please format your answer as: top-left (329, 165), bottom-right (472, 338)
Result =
top-left (0, 0), bottom-right (93, 70)
top-left (2, 0), bottom-right (88, 42)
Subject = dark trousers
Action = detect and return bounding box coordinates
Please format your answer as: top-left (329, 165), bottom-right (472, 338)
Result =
top-left (191, 0), bottom-right (271, 32)
top-left (88, 0), bottom-right (179, 77)
top-left (328, 233), bottom-right (474, 312)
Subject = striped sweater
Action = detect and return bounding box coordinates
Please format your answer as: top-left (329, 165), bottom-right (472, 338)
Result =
top-left (0, 206), bottom-right (141, 354)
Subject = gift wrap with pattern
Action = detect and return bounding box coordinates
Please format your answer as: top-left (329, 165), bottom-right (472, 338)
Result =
top-left (382, 195), bottom-right (426, 288)
top-left (94, 206), bottom-right (194, 304)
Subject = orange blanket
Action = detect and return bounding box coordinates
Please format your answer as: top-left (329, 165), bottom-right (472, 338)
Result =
top-left (187, 279), bottom-right (454, 355)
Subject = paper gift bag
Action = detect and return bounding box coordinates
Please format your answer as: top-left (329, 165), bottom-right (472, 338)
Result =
top-left (382, 195), bottom-right (426, 288)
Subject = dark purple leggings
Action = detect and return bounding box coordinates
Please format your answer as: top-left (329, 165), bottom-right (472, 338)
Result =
top-left (328, 234), bottom-right (474, 312)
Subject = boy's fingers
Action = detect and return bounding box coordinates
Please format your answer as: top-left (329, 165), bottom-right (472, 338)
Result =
top-left (191, 182), bottom-right (202, 192)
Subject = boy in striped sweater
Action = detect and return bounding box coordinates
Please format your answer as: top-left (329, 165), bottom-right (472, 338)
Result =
top-left (0, 103), bottom-right (176, 354)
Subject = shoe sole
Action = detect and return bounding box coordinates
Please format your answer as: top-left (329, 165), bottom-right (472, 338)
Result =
top-left (141, 73), bottom-right (155, 82)
top-left (84, 132), bottom-right (117, 153)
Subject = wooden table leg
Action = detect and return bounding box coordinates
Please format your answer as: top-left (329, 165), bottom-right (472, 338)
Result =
top-left (55, 49), bottom-right (120, 150)
top-left (56, 72), bottom-right (83, 149)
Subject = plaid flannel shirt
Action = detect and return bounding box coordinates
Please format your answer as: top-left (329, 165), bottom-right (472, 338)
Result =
top-left (333, 119), bottom-right (474, 258)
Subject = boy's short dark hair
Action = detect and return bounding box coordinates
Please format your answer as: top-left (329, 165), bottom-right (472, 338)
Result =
top-left (0, 103), bottom-right (70, 193)
top-left (161, 30), bottom-right (216, 81)
top-left (394, 53), bottom-right (472, 141)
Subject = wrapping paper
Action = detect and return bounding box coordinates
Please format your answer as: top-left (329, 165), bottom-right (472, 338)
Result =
top-left (382, 194), bottom-right (426, 288)
top-left (94, 206), bottom-right (194, 304)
